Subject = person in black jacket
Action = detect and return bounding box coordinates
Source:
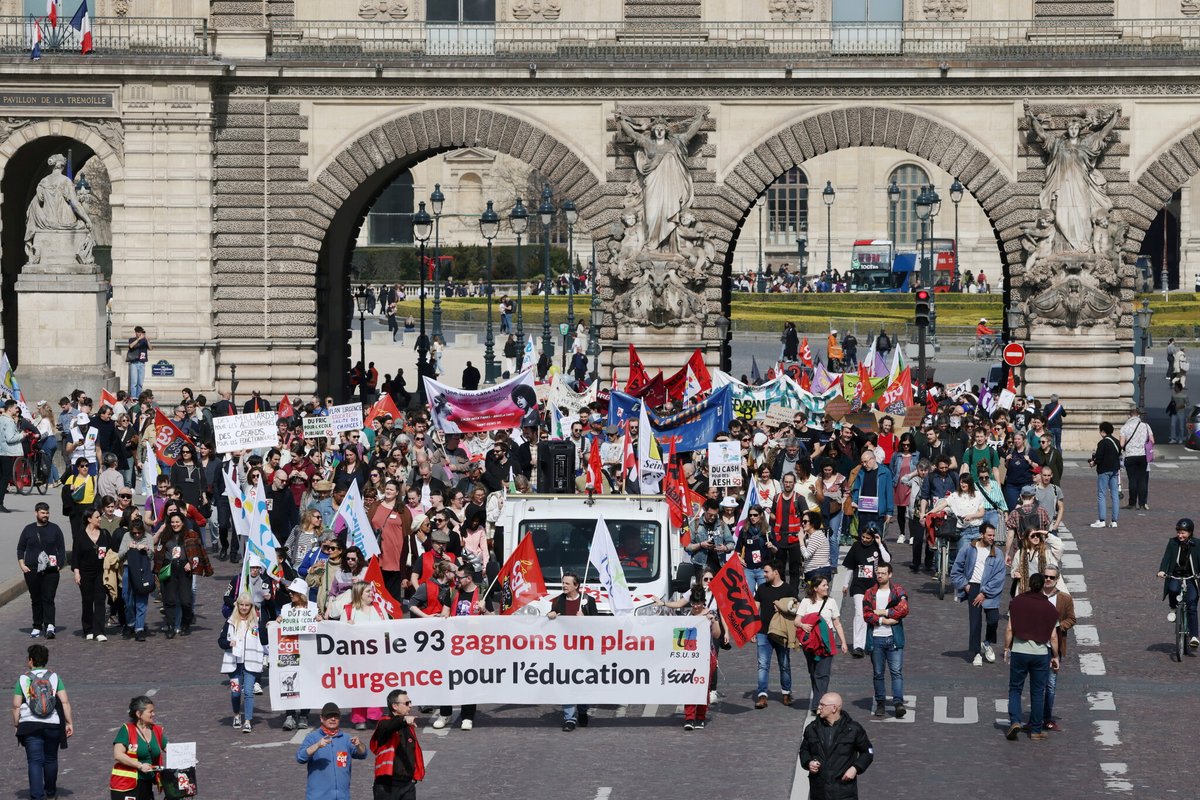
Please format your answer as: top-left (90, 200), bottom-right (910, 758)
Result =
top-left (370, 689), bottom-right (425, 799)
top-left (16, 503), bottom-right (67, 639)
top-left (1088, 421), bottom-right (1122, 529)
top-left (548, 572), bottom-right (597, 731)
top-left (799, 691), bottom-right (874, 800)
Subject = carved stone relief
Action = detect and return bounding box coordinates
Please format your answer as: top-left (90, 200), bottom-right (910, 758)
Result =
top-left (69, 118), bottom-right (125, 160)
top-left (768, 0), bottom-right (814, 21)
top-left (511, 0), bottom-right (561, 21)
top-left (358, 0), bottom-right (408, 19)
top-left (1184, 0), bottom-right (1200, 16)
top-left (0, 118), bottom-right (33, 144)
top-left (923, 0), bottom-right (967, 20)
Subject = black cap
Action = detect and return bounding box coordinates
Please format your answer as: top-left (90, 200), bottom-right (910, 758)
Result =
top-left (320, 702), bottom-right (341, 718)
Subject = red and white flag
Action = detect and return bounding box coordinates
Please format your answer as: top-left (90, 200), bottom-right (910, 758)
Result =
top-left (46, 0), bottom-right (57, 27)
top-left (621, 420), bottom-right (638, 487)
top-left (585, 435), bottom-right (603, 494)
top-left (799, 337), bottom-right (813, 368)
top-left (277, 394), bottom-right (295, 419)
top-left (364, 393), bottom-right (403, 428)
top-left (99, 388), bottom-right (118, 409)
top-left (153, 408), bottom-right (194, 467)
top-left (363, 558), bottom-right (402, 619)
top-left (495, 532), bottom-right (547, 615)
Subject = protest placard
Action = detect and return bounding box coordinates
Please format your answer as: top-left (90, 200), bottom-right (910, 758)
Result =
top-left (707, 440), bottom-right (742, 487)
top-left (303, 415), bottom-right (333, 440)
top-left (278, 604), bottom-right (318, 636)
top-left (824, 396), bottom-right (853, 421)
top-left (329, 402), bottom-right (365, 434)
top-left (212, 411), bottom-right (277, 453)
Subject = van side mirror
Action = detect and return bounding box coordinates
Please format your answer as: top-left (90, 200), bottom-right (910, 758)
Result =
top-left (670, 562), bottom-right (696, 595)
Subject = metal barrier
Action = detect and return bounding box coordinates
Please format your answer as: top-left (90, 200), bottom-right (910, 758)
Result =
top-left (2, 16), bottom-right (207, 56)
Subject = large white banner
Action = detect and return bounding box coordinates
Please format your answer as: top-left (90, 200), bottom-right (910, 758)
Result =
top-left (267, 616), bottom-right (710, 707)
top-left (212, 411), bottom-right (277, 453)
top-left (329, 402), bottom-right (365, 434)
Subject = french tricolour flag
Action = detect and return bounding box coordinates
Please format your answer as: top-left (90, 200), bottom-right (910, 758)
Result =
top-left (30, 16), bottom-right (43, 60)
top-left (46, 0), bottom-right (57, 26)
top-left (69, 0), bottom-right (91, 54)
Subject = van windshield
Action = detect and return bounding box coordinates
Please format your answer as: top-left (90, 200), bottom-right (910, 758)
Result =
top-left (518, 519), bottom-right (661, 585)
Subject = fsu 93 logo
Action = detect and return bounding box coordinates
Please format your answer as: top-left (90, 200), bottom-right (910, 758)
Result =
top-left (672, 627), bottom-right (697, 652)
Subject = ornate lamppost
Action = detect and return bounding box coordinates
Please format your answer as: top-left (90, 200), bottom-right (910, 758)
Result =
top-left (480, 200), bottom-right (500, 384)
top-left (562, 197), bottom-right (578, 353)
top-left (430, 183), bottom-right (445, 343)
top-left (538, 184), bottom-right (556, 361)
top-left (823, 180), bottom-right (835, 274)
top-left (413, 201), bottom-right (432, 403)
top-left (887, 178), bottom-right (900, 245)
top-left (510, 198), bottom-right (528, 343)
top-left (949, 178), bottom-right (964, 291)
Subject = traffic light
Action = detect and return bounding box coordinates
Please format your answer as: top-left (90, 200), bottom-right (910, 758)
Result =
top-left (915, 289), bottom-right (932, 328)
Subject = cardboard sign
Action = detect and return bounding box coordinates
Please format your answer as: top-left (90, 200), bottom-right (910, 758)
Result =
top-left (824, 396), bottom-right (853, 421)
top-left (901, 405), bottom-right (927, 429)
top-left (212, 411), bottom-right (277, 453)
top-left (844, 411), bottom-right (879, 433)
top-left (329, 402), bottom-right (365, 434)
top-left (997, 389), bottom-right (1016, 410)
top-left (707, 440), bottom-right (742, 488)
top-left (303, 415), bottom-right (334, 440)
top-left (764, 405), bottom-right (797, 429)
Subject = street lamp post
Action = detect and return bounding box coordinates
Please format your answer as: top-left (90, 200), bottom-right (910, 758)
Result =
top-left (926, 185), bottom-right (941, 337)
top-left (949, 179), bottom-right (963, 291)
top-left (430, 183), bottom-right (445, 344)
top-left (354, 285), bottom-right (368, 397)
top-left (822, 181), bottom-right (835, 274)
top-left (413, 202), bottom-right (432, 404)
top-left (538, 184), bottom-right (556, 362)
top-left (1134, 299), bottom-right (1154, 410)
top-left (887, 178), bottom-right (900, 246)
top-left (757, 198), bottom-right (766, 293)
top-left (480, 200), bottom-right (500, 384)
top-left (562, 198), bottom-right (578, 354)
top-left (796, 237), bottom-right (808, 279)
top-left (588, 240), bottom-right (601, 383)
top-left (511, 198), bottom-right (528, 343)
top-left (914, 186), bottom-right (932, 289)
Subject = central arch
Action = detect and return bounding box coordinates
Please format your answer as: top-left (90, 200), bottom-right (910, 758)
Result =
top-left (300, 106), bottom-right (609, 398)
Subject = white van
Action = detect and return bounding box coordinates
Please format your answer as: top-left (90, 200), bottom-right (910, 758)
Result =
top-left (497, 494), bottom-right (690, 616)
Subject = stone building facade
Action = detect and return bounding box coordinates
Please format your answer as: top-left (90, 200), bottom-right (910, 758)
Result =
top-left (3, 0), bottom-right (1200, 445)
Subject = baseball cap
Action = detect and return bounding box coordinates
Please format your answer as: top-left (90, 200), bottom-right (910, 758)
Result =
top-left (320, 702), bottom-right (341, 718)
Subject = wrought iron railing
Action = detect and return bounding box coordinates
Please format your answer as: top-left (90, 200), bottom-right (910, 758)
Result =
top-left (0, 16), bottom-right (208, 57)
top-left (267, 17), bottom-right (1200, 61)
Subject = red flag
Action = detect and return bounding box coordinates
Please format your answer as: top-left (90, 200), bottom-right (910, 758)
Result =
top-left (663, 440), bottom-right (685, 528)
top-left (364, 393), bottom-right (403, 428)
top-left (635, 371), bottom-right (665, 409)
top-left (586, 435), bottom-right (603, 494)
top-left (711, 555), bottom-right (761, 648)
top-left (625, 344), bottom-right (650, 395)
top-left (277, 394), bottom-right (295, 419)
top-left (879, 368), bottom-right (912, 414)
top-left (496, 532), bottom-right (547, 615)
top-left (800, 369), bottom-right (812, 391)
top-left (99, 388), bottom-right (118, 409)
top-left (799, 337), bottom-right (813, 368)
top-left (153, 408), bottom-right (194, 467)
top-left (362, 557), bottom-right (402, 619)
top-left (1006, 368), bottom-right (1016, 393)
top-left (855, 362), bottom-right (877, 407)
top-left (621, 421), bottom-right (638, 487)
top-left (665, 349), bottom-right (710, 401)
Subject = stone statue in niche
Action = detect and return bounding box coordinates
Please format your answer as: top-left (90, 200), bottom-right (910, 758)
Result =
top-left (24, 154), bottom-right (94, 267)
top-left (1021, 102), bottom-right (1127, 330)
top-left (608, 110), bottom-right (713, 328)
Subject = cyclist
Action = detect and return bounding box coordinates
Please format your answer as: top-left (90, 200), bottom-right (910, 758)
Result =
top-left (975, 318), bottom-right (999, 356)
top-left (1157, 517), bottom-right (1200, 657)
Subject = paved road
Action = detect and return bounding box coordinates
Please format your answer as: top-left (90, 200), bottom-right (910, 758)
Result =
top-left (1, 457), bottom-right (1197, 799)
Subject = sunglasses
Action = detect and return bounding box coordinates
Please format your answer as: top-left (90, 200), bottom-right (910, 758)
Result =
top-left (321, 546), bottom-right (339, 553)
top-left (748, 512), bottom-right (761, 518)
top-left (119, 494), bottom-right (132, 499)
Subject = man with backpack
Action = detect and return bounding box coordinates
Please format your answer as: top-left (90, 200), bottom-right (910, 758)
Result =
top-left (13, 644), bottom-right (74, 800)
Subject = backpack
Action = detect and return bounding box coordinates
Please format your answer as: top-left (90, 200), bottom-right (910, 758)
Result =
top-left (23, 670), bottom-right (56, 718)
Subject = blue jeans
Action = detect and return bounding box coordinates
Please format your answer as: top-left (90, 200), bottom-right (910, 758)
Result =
top-left (1050, 427), bottom-right (1062, 450)
top-left (563, 704), bottom-right (588, 723)
top-left (1042, 664), bottom-right (1058, 722)
top-left (1171, 413), bottom-right (1187, 442)
top-left (755, 632), bottom-right (792, 697)
top-left (230, 664), bottom-right (259, 720)
top-left (869, 637), bottom-right (904, 704)
top-left (122, 566), bottom-right (149, 631)
top-left (1096, 471), bottom-right (1119, 522)
top-left (959, 524), bottom-right (981, 544)
top-left (1166, 577), bottom-right (1200, 641)
top-left (21, 726), bottom-right (60, 800)
top-left (129, 360), bottom-right (145, 400)
top-left (39, 436), bottom-right (59, 483)
top-left (1008, 650), bottom-right (1050, 733)
top-left (743, 567), bottom-right (765, 596)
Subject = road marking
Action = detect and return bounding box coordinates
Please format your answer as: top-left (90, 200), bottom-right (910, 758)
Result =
top-left (1079, 653), bottom-right (1107, 675)
top-left (1060, 553), bottom-right (1084, 570)
top-left (1087, 691), bottom-right (1116, 711)
top-left (1100, 763), bottom-right (1133, 793)
top-left (594, 788), bottom-right (612, 800)
top-left (290, 729), bottom-right (308, 744)
top-left (242, 740), bottom-right (291, 749)
top-left (1153, 463), bottom-right (1179, 469)
top-left (1093, 720), bottom-right (1121, 746)
top-left (932, 696), bottom-right (978, 724)
top-left (993, 698), bottom-right (1007, 725)
top-left (1074, 599), bottom-right (1093, 618)
top-left (145, 688), bottom-right (158, 697)
top-left (641, 704), bottom-right (658, 717)
top-left (789, 709), bottom-right (816, 800)
top-left (674, 704), bottom-right (684, 716)
top-left (1060, 539), bottom-right (1078, 551)
top-left (1061, 574), bottom-right (1088, 594)
top-left (1073, 624), bottom-right (1100, 646)
top-left (1063, 461), bottom-right (1080, 468)
top-left (1180, 455), bottom-right (1198, 460)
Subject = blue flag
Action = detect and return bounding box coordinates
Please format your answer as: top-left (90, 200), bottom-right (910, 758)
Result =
top-left (609, 385), bottom-right (733, 453)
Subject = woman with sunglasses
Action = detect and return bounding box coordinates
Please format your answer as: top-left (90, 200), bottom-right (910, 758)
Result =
top-left (800, 510), bottom-right (834, 583)
top-left (62, 457), bottom-right (97, 540)
top-left (305, 534), bottom-right (344, 618)
top-left (889, 433), bottom-right (920, 547)
top-left (371, 479), bottom-right (414, 602)
top-left (735, 506), bottom-right (771, 594)
top-left (926, 473), bottom-right (986, 547)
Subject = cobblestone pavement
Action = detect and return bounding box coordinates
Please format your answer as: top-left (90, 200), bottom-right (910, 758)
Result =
top-left (0, 461), bottom-right (1195, 799)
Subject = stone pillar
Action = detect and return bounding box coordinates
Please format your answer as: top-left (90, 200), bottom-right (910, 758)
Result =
top-left (14, 267), bottom-right (115, 403)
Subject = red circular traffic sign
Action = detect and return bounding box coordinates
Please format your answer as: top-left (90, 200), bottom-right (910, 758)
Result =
top-left (1002, 342), bottom-right (1026, 367)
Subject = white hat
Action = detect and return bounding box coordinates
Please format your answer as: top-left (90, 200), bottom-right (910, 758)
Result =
top-left (979, 318), bottom-right (987, 323)
top-left (247, 554), bottom-right (263, 569)
top-left (287, 578), bottom-right (309, 597)
top-left (719, 496), bottom-right (739, 509)
top-left (752, 432), bottom-right (768, 447)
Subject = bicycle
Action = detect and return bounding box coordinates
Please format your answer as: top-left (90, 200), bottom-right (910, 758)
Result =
top-left (1168, 574), bottom-right (1198, 662)
top-left (966, 336), bottom-right (1001, 362)
top-left (12, 449), bottom-right (51, 496)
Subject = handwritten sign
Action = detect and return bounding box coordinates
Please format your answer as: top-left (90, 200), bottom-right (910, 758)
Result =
top-left (212, 411), bottom-right (277, 453)
top-left (329, 402), bottom-right (365, 434)
top-left (278, 605), bottom-right (318, 636)
top-left (707, 441), bottom-right (742, 488)
top-left (901, 405), bottom-right (927, 429)
top-left (303, 415), bottom-right (333, 440)
top-left (764, 405), bottom-right (796, 429)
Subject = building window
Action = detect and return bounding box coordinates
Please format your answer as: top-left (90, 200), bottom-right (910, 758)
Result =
top-left (889, 163), bottom-right (929, 249)
top-left (766, 167), bottom-right (808, 247)
top-left (427, 0), bottom-right (496, 21)
top-left (831, 0), bottom-right (903, 21)
top-left (367, 169), bottom-right (414, 245)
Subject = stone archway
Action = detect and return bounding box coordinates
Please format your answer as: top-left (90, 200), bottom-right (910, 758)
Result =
top-left (1128, 126), bottom-right (1200, 255)
top-left (262, 104), bottom-right (609, 398)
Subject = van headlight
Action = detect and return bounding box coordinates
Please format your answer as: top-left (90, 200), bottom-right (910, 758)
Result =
top-left (515, 604), bottom-right (541, 616)
top-left (634, 603), bottom-right (662, 616)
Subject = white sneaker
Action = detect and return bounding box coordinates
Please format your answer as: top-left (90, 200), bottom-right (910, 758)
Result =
top-left (253, 682), bottom-right (263, 695)
top-left (1168, 611), bottom-right (1177, 623)
top-left (233, 713), bottom-right (243, 728)
top-left (85, 634), bottom-right (94, 640)
top-left (30, 628), bottom-right (40, 638)
top-left (460, 718), bottom-right (473, 731)
top-left (896, 535), bottom-right (907, 545)
top-left (45, 625), bottom-right (55, 638)
top-left (982, 643), bottom-right (996, 663)
top-left (709, 690), bottom-right (719, 704)
top-left (1191, 637), bottom-right (1199, 649)
top-left (282, 715), bottom-right (297, 731)
top-left (431, 715), bottom-right (447, 730)
top-left (242, 720), bottom-right (252, 734)
top-left (1089, 520), bottom-right (1106, 528)
top-left (1108, 522), bottom-right (1118, 529)
top-left (96, 634), bottom-right (108, 642)
top-left (972, 654), bottom-right (983, 667)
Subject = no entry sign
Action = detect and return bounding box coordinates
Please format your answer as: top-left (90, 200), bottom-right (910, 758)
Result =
top-left (1002, 342), bottom-right (1026, 367)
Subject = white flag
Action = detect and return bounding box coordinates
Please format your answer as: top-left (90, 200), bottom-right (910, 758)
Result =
top-left (637, 401), bottom-right (663, 494)
top-left (521, 335), bottom-right (536, 372)
top-left (588, 516), bottom-right (633, 615)
top-left (245, 478), bottom-right (283, 578)
top-left (334, 480), bottom-right (381, 561)
top-left (141, 443), bottom-right (159, 497)
top-left (222, 462), bottom-right (252, 540)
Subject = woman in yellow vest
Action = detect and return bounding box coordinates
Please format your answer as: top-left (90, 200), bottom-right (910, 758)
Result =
top-left (109, 695), bottom-right (166, 800)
